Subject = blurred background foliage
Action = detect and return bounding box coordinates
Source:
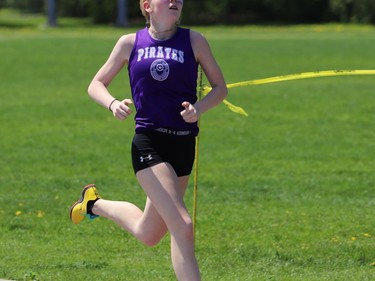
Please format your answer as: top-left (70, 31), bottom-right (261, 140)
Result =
top-left (0, 0), bottom-right (374, 25)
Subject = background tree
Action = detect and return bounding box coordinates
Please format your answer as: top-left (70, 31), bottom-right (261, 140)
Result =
top-left (116, 0), bottom-right (128, 27)
top-left (47, 0), bottom-right (57, 26)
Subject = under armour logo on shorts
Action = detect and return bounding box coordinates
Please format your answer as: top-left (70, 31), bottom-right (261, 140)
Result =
top-left (140, 154), bottom-right (153, 163)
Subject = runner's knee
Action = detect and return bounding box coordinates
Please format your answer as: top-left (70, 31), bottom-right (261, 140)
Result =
top-left (172, 217), bottom-right (194, 243)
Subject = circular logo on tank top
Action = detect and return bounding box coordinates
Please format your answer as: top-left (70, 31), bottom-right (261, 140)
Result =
top-left (150, 59), bottom-right (169, 81)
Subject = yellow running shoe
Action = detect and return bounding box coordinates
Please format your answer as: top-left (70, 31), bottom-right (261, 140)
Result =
top-left (69, 184), bottom-right (101, 224)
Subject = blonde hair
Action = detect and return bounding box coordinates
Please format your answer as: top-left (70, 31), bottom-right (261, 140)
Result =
top-left (140, 0), bottom-right (150, 26)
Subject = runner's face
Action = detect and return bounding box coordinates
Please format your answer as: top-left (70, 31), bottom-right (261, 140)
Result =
top-left (149, 0), bottom-right (183, 20)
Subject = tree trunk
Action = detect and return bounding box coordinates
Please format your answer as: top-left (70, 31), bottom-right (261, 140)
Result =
top-left (47, 0), bottom-right (57, 27)
top-left (116, 0), bottom-right (129, 27)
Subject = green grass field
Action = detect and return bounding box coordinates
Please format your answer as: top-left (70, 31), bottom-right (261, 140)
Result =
top-left (1, 12), bottom-right (375, 281)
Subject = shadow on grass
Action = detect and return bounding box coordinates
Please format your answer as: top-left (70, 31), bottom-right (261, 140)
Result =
top-left (0, 22), bottom-right (37, 28)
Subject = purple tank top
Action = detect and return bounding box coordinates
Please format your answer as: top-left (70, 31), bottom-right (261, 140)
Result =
top-left (128, 27), bottom-right (199, 135)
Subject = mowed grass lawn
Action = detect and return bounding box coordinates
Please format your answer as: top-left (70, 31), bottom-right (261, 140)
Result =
top-left (0, 15), bottom-right (375, 280)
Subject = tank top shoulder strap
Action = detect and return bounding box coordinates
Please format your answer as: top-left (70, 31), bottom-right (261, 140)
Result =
top-left (128, 27), bottom-right (148, 64)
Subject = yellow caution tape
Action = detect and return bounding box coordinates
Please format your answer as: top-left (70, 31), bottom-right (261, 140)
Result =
top-left (203, 70), bottom-right (375, 116)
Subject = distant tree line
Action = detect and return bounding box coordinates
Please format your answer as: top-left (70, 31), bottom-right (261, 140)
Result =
top-left (1, 0), bottom-right (374, 25)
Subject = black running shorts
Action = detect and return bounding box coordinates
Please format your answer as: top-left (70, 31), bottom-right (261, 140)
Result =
top-left (131, 131), bottom-right (196, 177)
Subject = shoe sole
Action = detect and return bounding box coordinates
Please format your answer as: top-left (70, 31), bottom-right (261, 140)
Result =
top-left (69, 184), bottom-right (96, 222)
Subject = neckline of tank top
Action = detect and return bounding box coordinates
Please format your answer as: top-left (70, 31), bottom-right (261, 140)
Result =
top-left (147, 26), bottom-right (180, 42)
